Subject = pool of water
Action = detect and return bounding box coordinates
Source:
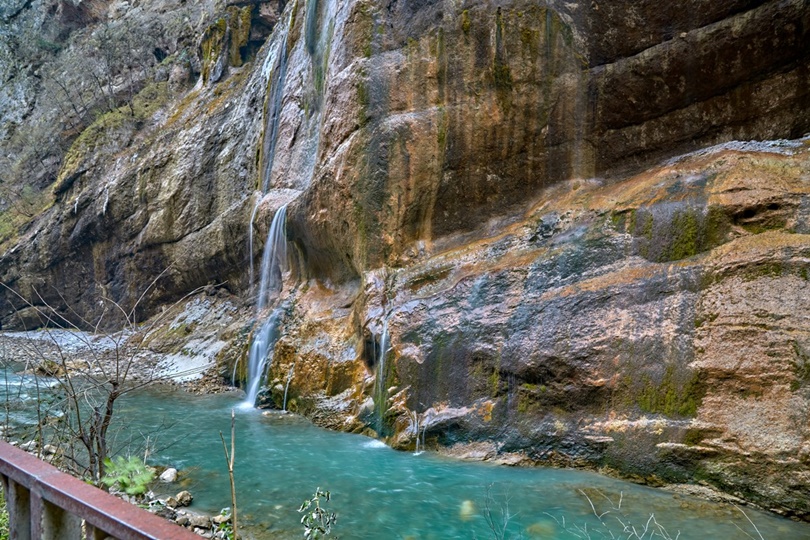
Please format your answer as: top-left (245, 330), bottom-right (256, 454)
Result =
top-left (2, 362), bottom-right (808, 540)
top-left (109, 386), bottom-right (809, 540)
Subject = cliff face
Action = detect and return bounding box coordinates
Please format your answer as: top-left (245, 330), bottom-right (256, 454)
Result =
top-left (0, 0), bottom-right (287, 325)
top-left (1, 0), bottom-right (810, 519)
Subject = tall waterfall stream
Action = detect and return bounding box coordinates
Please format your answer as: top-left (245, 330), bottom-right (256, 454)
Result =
top-left (243, 205), bottom-right (288, 407)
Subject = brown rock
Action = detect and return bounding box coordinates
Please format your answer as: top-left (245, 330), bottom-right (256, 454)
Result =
top-left (175, 490), bottom-right (193, 507)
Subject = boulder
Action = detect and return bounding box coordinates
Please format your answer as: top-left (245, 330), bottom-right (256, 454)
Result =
top-left (188, 513), bottom-right (211, 528)
top-left (159, 467), bottom-right (178, 483)
top-left (175, 490), bottom-right (193, 507)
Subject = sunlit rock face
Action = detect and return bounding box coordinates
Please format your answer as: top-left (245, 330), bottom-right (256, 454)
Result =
top-left (1, 0), bottom-right (810, 520)
top-left (287, 0), bottom-right (810, 282)
top-left (272, 142), bottom-right (810, 522)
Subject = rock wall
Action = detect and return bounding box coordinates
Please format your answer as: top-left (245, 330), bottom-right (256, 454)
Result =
top-left (0, 0), bottom-right (284, 326)
top-left (1, 0), bottom-right (810, 520)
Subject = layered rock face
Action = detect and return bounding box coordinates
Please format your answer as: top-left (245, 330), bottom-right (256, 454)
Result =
top-left (0, 0), bottom-right (284, 326)
top-left (1, 0), bottom-right (810, 520)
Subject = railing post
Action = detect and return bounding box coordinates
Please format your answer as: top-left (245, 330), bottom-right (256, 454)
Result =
top-left (2, 474), bottom-right (32, 540)
top-left (41, 495), bottom-right (83, 539)
top-left (86, 522), bottom-right (114, 540)
top-left (29, 491), bottom-right (43, 540)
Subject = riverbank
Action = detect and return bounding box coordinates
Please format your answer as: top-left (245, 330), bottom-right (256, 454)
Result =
top-left (2, 282), bottom-right (810, 534)
top-left (1, 334), bottom-right (810, 538)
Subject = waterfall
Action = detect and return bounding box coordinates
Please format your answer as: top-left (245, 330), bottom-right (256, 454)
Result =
top-left (242, 307), bottom-right (284, 407)
top-left (304, 0), bottom-right (320, 55)
top-left (407, 409), bottom-right (428, 456)
top-left (260, 31), bottom-right (290, 193)
top-left (414, 419), bottom-right (427, 456)
top-left (256, 205), bottom-right (287, 312)
top-left (242, 205), bottom-right (288, 407)
top-left (282, 362), bottom-right (295, 411)
top-left (374, 317), bottom-right (389, 432)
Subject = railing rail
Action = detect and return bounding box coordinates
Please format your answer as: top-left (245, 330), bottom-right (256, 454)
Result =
top-left (0, 440), bottom-right (199, 540)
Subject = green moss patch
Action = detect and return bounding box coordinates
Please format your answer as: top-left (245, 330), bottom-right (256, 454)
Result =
top-left (200, 18), bottom-right (228, 84)
top-left (227, 6), bottom-right (253, 67)
top-left (0, 186), bottom-right (52, 250)
top-left (790, 341), bottom-right (810, 392)
top-left (633, 364), bottom-right (706, 417)
top-left (460, 10), bottom-right (471, 34)
top-left (615, 203), bottom-right (733, 263)
top-left (54, 82), bottom-right (170, 195)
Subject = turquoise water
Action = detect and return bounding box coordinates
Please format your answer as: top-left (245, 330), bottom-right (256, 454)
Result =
top-left (112, 387), bottom-right (809, 540)
top-left (2, 364), bottom-right (809, 539)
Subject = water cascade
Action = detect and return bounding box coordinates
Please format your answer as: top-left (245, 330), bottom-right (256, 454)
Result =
top-left (282, 362), bottom-right (295, 411)
top-left (255, 205), bottom-right (287, 312)
top-left (243, 308), bottom-right (284, 407)
top-left (242, 205), bottom-right (288, 407)
top-left (374, 317), bottom-right (389, 432)
top-left (260, 31), bottom-right (290, 192)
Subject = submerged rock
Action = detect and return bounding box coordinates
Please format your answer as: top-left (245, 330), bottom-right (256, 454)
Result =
top-left (175, 490), bottom-right (194, 507)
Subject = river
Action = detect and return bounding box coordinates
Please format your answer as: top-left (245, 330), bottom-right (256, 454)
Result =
top-left (2, 363), bottom-right (809, 539)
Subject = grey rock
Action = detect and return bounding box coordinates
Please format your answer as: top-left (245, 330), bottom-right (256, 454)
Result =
top-left (159, 467), bottom-right (178, 483)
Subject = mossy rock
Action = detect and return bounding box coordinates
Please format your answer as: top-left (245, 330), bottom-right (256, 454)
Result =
top-left (619, 203), bottom-right (733, 263)
top-left (227, 6), bottom-right (253, 67)
top-left (200, 18), bottom-right (228, 85)
top-left (631, 364), bottom-right (706, 417)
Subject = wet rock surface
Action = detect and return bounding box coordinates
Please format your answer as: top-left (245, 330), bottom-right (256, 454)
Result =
top-left (272, 141), bottom-right (810, 520)
top-left (1, 0), bottom-right (809, 522)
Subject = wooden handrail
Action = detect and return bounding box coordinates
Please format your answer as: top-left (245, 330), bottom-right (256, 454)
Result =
top-left (0, 441), bottom-right (199, 540)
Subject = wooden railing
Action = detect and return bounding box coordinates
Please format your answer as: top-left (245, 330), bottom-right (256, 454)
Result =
top-left (0, 441), bottom-right (199, 539)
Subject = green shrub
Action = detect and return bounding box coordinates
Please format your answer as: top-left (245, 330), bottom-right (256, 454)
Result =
top-left (100, 456), bottom-right (155, 496)
top-left (0, 488), bottom-right (9, 540)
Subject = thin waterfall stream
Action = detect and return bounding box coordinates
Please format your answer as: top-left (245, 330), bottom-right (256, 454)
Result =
top-left (260, 26), bottom-right (291, 193)
top-left (374, 317), bottom-right (389, 432)
top-left (243, 205), bottom-right (288, 407)
top-left (282, 361), bottom-right (295, 411)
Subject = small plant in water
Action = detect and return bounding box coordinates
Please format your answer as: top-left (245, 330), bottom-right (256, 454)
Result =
top-left (543, 489), bottom-right (681, 540)
top-left (100, 455), bottom-right (154, 496)
top-left (299, 487), bottom-right (338, 539)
